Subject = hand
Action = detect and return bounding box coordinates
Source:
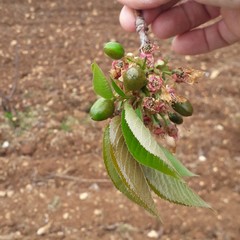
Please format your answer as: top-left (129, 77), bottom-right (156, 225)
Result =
top-left (118, 0), bottom-right (240, 55)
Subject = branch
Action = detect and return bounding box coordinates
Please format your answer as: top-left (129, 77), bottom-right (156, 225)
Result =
top-left (40, 173), bottom-right (111, 184)
top-left (8, 44), bottom-right (19, 99)
top-left (135, 10), bottom-right (150, 50)
top-left (0, 44), bottom-right (19, 113)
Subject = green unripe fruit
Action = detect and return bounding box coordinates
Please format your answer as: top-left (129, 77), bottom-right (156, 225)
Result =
top-left (90, 98), bottom-right (115, 121)
top-left (123, 66), bottom-right (147, 91)
top-left (172, 100), bottom-right (193, 117)
top-left (168, 112), bottom-right (183, 124)
top-left (103, 42), bottom-right (125, 60)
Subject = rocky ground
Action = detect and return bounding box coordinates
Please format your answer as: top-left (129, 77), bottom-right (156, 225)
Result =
top-left (0, 0), bottom-right (239, 239)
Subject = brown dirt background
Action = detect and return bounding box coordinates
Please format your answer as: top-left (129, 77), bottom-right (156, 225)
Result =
top-left (0, 0), bottom-right (239, 239)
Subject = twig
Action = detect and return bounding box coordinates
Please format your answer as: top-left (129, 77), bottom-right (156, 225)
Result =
top-left (0, 44), bottom-right (19, 113)
top-left (46, 173), bottom-right (111, 183)
top-left (8, 44), bottom-right (19, 99)
top-left (135, 10), bottom-right (150, 50)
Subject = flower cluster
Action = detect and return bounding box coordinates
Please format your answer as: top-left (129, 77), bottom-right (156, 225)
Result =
top-left (108, 43), bottom-right (203, 142)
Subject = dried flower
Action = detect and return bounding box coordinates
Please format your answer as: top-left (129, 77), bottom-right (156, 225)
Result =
top-left (147, 74), bottom-right (163, 93)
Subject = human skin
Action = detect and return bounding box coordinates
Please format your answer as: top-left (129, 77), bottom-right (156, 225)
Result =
top-left (118, 0), bottom-right (240, 55)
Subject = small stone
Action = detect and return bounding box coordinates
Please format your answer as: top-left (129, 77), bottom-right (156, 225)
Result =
top-left (214, 124), bottom-right (224, 131)
top-left (210, 69), bottom-right (220, 79)
top-left (89, 183), bottom-right (100, 191)
top-left (222, 198), bottom-right (229, 204)
top-left (198, 155), bottom-right (207, 162)
top-left (26, 184), bottom-right (33, 192)
top-left (79, 192), bottom-right (88, 200)
top-left (37, 221), bottom-right (52, 236)
top-left (2, 141), bottom-right (9, 148)
top-left (147, 230), bottom-right (159, 238)
top-left (0, 191), bottom-right (6, 197)
top-left (184, 55), bottom-right (191, 61)
top-left (10, 40), bottom-right (17, 46)
top-left (63, 213), bottom-right (69, 219)
top-left (213, 167), bottom-right (218, 172)
top-left (7, 190), bottom-right (14, 198)
top-left (94, 209), bottom-right (102, 216)
top-left (199, 181), bottom-right (205, 186)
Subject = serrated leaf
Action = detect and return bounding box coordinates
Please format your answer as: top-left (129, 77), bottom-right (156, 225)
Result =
top-left (103, 125), bottom-right (157, 215)
top-left (160, 148), bottom-right (197, 177)
top-left (123, 102), bottom-right (195, 177)
top-left (109, 116), bottom-right (160, 218)
top-left (142, 166), bottom-right (211, 208)
top-left (103, 126), bottom-right (140, 203)
top-left (111, 79), bottom-right (127, 98)
top-left (122, 104), bottom-right (179, 178)
top-left (92, 62), bottom-right (113, 99)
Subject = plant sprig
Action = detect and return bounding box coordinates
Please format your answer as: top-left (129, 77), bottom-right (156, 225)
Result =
top-left (89, 13), bottom-right (209, 220)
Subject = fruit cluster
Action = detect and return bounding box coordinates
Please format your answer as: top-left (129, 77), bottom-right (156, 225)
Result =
top-left (90, 41), bottom-right (202, 142)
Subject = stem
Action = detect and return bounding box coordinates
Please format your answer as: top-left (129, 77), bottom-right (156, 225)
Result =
top-left (135, 10), bottom-right (150, 50)
top-left (159, 113), bottom-right (169, 126)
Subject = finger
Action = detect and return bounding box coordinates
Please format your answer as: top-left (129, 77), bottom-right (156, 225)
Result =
top-left (117, 0), bottom-right (177, 10)
top-left (171, 19), bottom-right (240, 55)
top-left (119, 0), bottom-right (179, 32)
top-left (195, 0), bottom-right (240, 9)
top-left (143, 0), bottom-right (180, 23)
top-left (119, 6), bottom-right (136, 32)
top-left (151, 1), bottom-right (220, 39)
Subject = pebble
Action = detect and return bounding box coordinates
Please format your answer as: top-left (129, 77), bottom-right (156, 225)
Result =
top-left (199, 181), bottom-right (205, 186)
top-left (94, 209), bottom-right (102, 216)
top-left (89, 183), bottom-right (100, 191)
top-left (147, 230), bottom-right (159, 238)
top-left (79, 192), bottom-right (89, 200)
top-left (210, 69), bottom-right (221, 79)
top-left (198, 155), bottom-right (207, 162)
top-left (2, 141), bottom-right (9, 148)
top-left (37, 221), bottom-right (52, 236)
top-left (7, 190), bottom-right (14, 198)
top-left (0, 191), bottom-right (6, 197)
top-left (222, 198), bottom-right (229, 204)
top-left (214, 124), bottom-right (224, 131)
top-left (63, 213), bottom-right (69, 219)
top-left (26, 184), bottom-right (33, 192)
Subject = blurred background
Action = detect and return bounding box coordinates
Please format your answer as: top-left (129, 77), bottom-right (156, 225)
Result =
top-left (0, 0), bottom-right (239, 239)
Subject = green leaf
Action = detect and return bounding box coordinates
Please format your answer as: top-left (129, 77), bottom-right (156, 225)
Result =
top-left (92, 62), bottom-right (114, 99)
top-left (143, 166), bottom-right (211, 208)
top-left (123, 102), bottom-right (195, 177)
top-left (135, 107), bottom-right (143, 121)
top-left (109, 116), bottom-right (160, 218)
top-left (111, 79), bottom-right (127, 98)
top-left (122, 103), bottom-right (179, 178)
top-left (103, 126), bottom-right (141, 204)
top-left (160, 148), bottom-right (197, 177)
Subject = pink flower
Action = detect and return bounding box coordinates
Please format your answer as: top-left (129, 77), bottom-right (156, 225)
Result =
top-left (172, 68), bottom-right (186, 83)
top-left (142, 97), bottom-right (156, 113)
top-left (172, 67), bottom-right (203, 84)
top-left (143, 97), bottom-right (167, 114)
top-left (153, 126), bottom-right (165, 136)
top-left (154, 100), bottom-right (168, 114)
top-left (147, 74), bottom-right (163, 93)
top-left (143, 115), bottom-right (152, 126)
